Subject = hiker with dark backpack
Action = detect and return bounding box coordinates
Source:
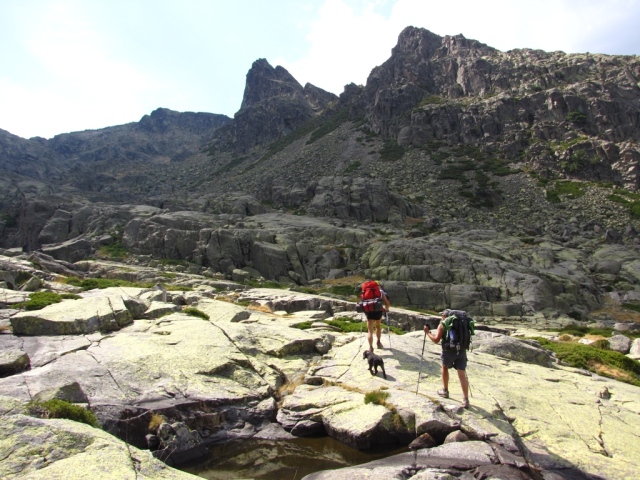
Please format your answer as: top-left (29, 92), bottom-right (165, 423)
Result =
top-left (423, 309), bottom-right (475, 408)
top-left (357, 280), bottom-right (390, 352)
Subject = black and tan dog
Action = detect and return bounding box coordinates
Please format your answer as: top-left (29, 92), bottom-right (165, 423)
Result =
top-left (363, 350), bottom-right (386, 379)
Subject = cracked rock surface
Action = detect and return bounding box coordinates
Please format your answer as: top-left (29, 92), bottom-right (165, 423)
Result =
top-left (0, 283), bottom-right (638, 479)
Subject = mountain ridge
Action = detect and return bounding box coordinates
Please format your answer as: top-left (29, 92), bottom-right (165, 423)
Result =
top-left (1, 26), bottom-right (640, 320)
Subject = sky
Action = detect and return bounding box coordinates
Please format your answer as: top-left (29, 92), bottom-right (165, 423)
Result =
top-left (1, 0), bottom-right (639, 140)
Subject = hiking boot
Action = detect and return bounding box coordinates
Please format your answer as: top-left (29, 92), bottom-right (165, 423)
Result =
top-left (369, 346), bottom-right (374, 353)
top-left (437, 389), bottom-right (449, 398)
top-left (461, 397), bottom-right (470, 408)
top-left (377, 341), bottom-right (383, 349)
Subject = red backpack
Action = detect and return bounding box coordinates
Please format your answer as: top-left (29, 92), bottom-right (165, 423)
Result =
top-left (361, 280), bottom-right (381, 300)
top-left (359, 280), bottom-right (383, 313)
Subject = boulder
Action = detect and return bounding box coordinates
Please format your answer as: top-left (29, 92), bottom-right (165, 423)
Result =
top-left (10, 295), bottom-right (133, 335)
top-left (41, 236), bottom-right (93, 263)
top-left (471, 332), bottom-right (555, 366)
top-left (0, 349), bottom-right (30, 377)
top-left (0, 414), bottom-right (195, 479)
top-left (144, 301), bottom-right (182, 319)
top-left (33, 381), bottom-right (89, 404)
top-left (608, 334), bottom-right (632, 354)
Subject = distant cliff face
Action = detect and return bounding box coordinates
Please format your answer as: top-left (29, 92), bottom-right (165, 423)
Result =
top-left (229, 59), bottom-right (338, 153)
top-left (358, 26), bottom-right (640, 188)
top-left (0, 27), bottom-right (639, 252)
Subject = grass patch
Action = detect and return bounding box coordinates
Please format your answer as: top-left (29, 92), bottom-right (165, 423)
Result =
top-left (546, 181), bottom-right (585, 203)
top-left (307, 108), bottom-right (350, 144)
top-left (418, 95), bottom-right (447, 107)
top-left (329, 285), bottom-right (356, 297)
top-left (292, 321), bottom-right (313, 330)
top-left (344, 161), bottom-right (361, 174)
top-left (608, 191), bottom-right (640, 218)
top-left (14, 291), bottom-right (81, 311)
top-left (325, 317), bottom-right (365, 333)
top-left (213, 156), bottom-right (249, 175)
top-left (535, 338), bottom-right (640, 387)
top-left (183, 307), bottom-right (209, 320)
top-left (99, 241), bottom-right (128, 258)
top-left (547, 325), bottom-right (614, 338)
top-left (148, 413), bottom-right (166, 433)
top-left (64, 277), bottom-right (154, 290)
top-left (28, 399), bottom-right (99, 427)
top-left (364, 389), bottom-right (390, 406)
top-left (158, 259), bottom-right (189, 267)
top-left (622, 303), bottom-right (640, 313)
top-left (566, 111), bottom-right (587, 124)
top-left (244, 279), bottom-right (286, 289)
top-left (379, 140), bottom-right (405, 161)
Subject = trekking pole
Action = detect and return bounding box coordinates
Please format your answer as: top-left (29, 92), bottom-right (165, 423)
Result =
top-left (416, 329), bottom-right (427, 395)
top-left (385, 310), bottom-right (391, 348)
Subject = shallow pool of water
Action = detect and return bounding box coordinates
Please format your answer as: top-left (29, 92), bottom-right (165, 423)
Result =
top-left (179, 437), bottom-right (408, 480)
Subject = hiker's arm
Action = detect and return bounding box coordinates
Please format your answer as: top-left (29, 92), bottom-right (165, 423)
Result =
top-left (424, 323), bottom-right (443, 344)
top-left (382, 292), bottom-right (390, 311)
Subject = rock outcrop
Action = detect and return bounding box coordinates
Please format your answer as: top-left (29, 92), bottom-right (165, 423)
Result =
top-left (0, 256), bottom-right (639, 479)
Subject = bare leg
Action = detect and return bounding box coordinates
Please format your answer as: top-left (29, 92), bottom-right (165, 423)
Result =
top-left (367, 320), bottom-right (374, 351)
top-left (441, 364), bottom-right (449, 390)
top-left (457, 369), bottom-right (469, 399)
top-left (375, 320), bottom-right (382, 347)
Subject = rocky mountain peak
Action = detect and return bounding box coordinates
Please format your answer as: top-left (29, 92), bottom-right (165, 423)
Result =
top-left (137, 107), bottom-right (230, 134)
top-left (240, 59), bottom-right (306, 110)
top-left (230, 58), bottom-right (337, 152)
top-left (393, 26), bottom-right (443, 58)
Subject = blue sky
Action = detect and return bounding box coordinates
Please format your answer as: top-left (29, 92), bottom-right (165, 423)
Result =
top-left (1, 0), bottom-right (639, 139)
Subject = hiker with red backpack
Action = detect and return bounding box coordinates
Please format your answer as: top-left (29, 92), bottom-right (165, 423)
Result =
top-left (357, 280), bottom-right (390, 352)
top-left (423, 309), bottom-right (474, 408)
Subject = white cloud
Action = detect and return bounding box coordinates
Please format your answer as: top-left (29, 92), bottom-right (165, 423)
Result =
top-left (278, 0), bottom-right (400, 94)
top-left (0, 0), bottom-right (164, 138)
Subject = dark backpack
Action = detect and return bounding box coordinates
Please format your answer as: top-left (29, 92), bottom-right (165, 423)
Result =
top-left (443, 310), bottom-right (473, 352)
top-left (357, 280), bottom-right (383, 313)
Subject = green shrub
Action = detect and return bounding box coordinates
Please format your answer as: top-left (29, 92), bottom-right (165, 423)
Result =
top-left (329, 285), bottom-right (356, 297)
top-left (566, 111), bottom-right (587, 124)
top-left (535, 338), bottom-right (640, 386)
top-left (546, 181), bottom-right (585, 203)
top-left (65, 277), bottom-right (154, 290)
top-left (325, 317), bottom-right (365, 333)
top-left (292, 321), bottom-right (313, 330)
top-left (183, 308), bottom-right (209, 320)
top-left (344, 161), bottom-right (361, 174)
top-left (28, 399), bottom-right (99, 427)
top-left (364, 389), bottom-right (390, 405)
top-left (14, 291), bottom-right (81, 311)
top-left (307, 109), bottom-right (350, 144)
top-left (379, 140), bottom-right (405, 161)
top-left (591, 339), bottom-right (610, 350)
top-left (99, 241), bottom-right (128, 258)
top-left (159, 259), bottom-right (188, 266)
top-left (622, 303), bottom-right (640, 312)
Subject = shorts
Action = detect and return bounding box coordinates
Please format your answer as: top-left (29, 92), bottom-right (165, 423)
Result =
top-left (365, 311), bottom-right (383, 321)
top-left (441, 349), bottom-right (467, 370)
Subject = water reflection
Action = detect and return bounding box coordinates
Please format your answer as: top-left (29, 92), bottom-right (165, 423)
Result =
top-left (180, 437), bottom-right (408, 480)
